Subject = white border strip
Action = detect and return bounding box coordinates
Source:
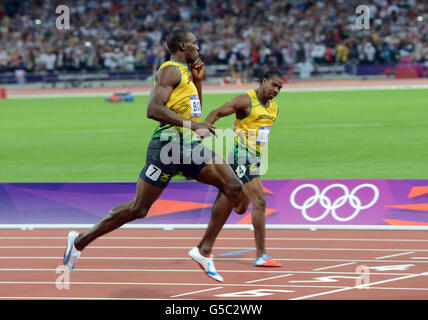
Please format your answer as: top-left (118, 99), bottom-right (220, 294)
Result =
top-left (1, 224), bottom-right (428, 230)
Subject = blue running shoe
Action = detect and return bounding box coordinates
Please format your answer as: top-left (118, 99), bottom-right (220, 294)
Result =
top-left (63, 231), bottom-right (81, 271)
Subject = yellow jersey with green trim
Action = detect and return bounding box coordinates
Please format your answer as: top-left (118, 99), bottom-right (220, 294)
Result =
top-left (151, 60), bottom-right (201, 140)
top-left (233, 89), bottom-right (279, 157)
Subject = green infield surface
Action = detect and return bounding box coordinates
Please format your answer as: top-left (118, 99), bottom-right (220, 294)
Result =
top-left (1, 88), bottom-right (427, 182)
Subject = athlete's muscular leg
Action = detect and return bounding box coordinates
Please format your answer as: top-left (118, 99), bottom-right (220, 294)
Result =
top-left (240, 177), bottom-right (266, 258)
top-left (74, 178), bottom-right (164, 251)
top-left (196, 156), bottom-right (242, 257)
top-left (233, 190), bottom-right (251, 215)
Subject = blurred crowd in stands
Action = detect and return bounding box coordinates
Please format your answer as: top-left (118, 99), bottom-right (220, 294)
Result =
top-left (0, 0), bottom-right (427, 77)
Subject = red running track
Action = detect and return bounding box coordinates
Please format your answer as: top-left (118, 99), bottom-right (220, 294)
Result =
top-left (0, 228), bottom-right (427, 300)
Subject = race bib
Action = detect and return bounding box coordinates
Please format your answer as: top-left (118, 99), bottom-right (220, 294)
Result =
top-left (190, 95), bottom-right (202, 117)
top-left (256, 126), bottom-right (271, 144)
top-left (235, 165), bottom-right (246, 178)
top-left (145, 164), bottom-right (162, 181)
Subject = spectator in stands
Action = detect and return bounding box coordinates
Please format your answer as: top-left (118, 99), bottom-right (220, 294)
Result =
top-left (296, 57), bottom-right (314, 79)
top-left (217, 45), bottom-right (228, 64)
top-left (422, 41), bottom-right (428, 63)
top-left (103, 50), bottom-right (117, 71)
top-left (0, 48), bottom-right (8, 72)
top-left (123, 50), bottom-right (135, 71)
top-left (311, 41), bottom-right (326, 64)
top-left (358, 38), bottom-right (377, 64)
top-left (0, 0), bottom-right (426, 78)
top-left (336, 41), bottom-right (349, 64)
top-left (40, 49), bottom-right (57, 73)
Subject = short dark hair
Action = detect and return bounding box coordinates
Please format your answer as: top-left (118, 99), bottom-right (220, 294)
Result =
top-left (166, 28), bottom-right (189, 53)
top-left (258, 69), bottom-right (283, 85)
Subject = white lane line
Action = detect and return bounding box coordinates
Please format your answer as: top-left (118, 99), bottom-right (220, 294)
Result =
top-left (171, 287), bottom-right (224, 298)
top-left (0, 268), bottom-right (418, 276)
top-left (0, 297), bottom-right (180, 300)
top-left (245, 274), bottom-right (294, 284)
top-left (1, 246), bottom-right (428, 252)
top-left (2, 286), bottom-right (428, 300)
top-left (411, 257), bottom-right (428, 260)
top-left (290, 271), bottom-right (428, 300)
top-left (369, 287), bottom-right (428, 291)
top-left (375, 252), bottom-right (414, 260)
top-left (313, 262), bottom-right (356, 271)
top-left (0, 281), bottom-right (346, 289)
top-left (1, 256), bottom-right (428, 264)
top-left (1, 236), bottom-right (428, 242)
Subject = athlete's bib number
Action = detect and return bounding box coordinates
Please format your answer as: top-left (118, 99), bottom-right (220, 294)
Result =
top-left (190, 95), bottom-right (202, 117)
top-left (256, 126), bottom-right (271, 144)
top-left (146, 164), bottom-right (162, 181)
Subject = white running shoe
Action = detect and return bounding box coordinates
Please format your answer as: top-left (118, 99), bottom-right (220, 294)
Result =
top-left (63, 231), bottom-right (81, 271)
top-left (188, 247), bottom-right (223, 282)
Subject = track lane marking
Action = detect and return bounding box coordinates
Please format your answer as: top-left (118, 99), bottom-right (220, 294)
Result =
top-left (313, 262), bottom-right (356, 271)
top-left (171, 287), bottom-right (223, 298)
top-left (1, 256), bottom-right (428, 264)
top-left (246, 274), bottom-right (294, 284)
top-left (1, 246), bottom-right (428, 252)
top-left (375, 252), bottom-right (414, 260)
top-left (290, 271), bottom-right (428, 300)
top-left (0, 268), bottom-right (422, 276)
top-left (0, 281), bottom-right (347, 289)
top-left (2, 236), bottom-right (428, 242)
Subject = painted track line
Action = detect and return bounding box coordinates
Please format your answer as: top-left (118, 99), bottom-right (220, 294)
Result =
top-left (313, 262), bottom-right (356, 271)
top-left (291, 271), bottom-right (428, 300)
top-left (171, 287), bottom-right (224, 298)
top-left (2, 236), bottom-right (428, 242)
top-left (1, 256), bottom-right (428, 264)
top-left (368, 287), bottom-right (428, 291)
top-left (2, 286), bottom-right (428, 300)
top-left (375, 252), bottom-right (415, 260)
top-left (0, 281), bottom-right (347, 289)
top-left (246, 274), bottom-right (294, 284)
top-left (1, 246), bottom-right (428, 252)
top-left (0, 268), bottom-right (421, 276)
top-left (0, 297), bottom-right (180, 300)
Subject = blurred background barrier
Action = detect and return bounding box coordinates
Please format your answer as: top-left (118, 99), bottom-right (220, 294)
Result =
top-left (0, 0), bottom-right (426, 88)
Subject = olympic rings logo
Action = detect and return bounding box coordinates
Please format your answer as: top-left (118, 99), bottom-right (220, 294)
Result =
top-left (290, 183), bottom-right (379, 222)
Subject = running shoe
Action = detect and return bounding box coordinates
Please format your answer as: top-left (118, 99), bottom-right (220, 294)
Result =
top-left (63, 231), bottom-right (81, 271)
top-left (254, 254), bottom-right (282, 267)
top-left (188, 247), bottom-right (224, 282)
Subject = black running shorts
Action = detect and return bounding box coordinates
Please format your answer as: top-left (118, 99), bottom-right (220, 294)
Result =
top-left (227, 148), bottom-right (261, 184)
top-left (140, 138), bottom-right (217, 188)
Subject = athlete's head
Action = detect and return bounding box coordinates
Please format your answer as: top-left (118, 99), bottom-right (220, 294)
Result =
top-left (258, 69), bottom-right (283, 100)
top-left (167, 29), bottom-right (199, 64)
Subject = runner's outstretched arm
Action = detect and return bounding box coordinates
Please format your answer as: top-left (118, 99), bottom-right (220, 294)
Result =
top-left (204, 94), bottom-right (250, 125)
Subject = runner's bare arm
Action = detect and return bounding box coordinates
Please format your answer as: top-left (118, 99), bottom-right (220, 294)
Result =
top-left (191, 58), bottom-right (204, 105)
top-left (147, 66), bottom-right (189, 126)
top-left (204, 94), bottom-right (251, 125)
top-left (147, 65), bottom-right (215, 135)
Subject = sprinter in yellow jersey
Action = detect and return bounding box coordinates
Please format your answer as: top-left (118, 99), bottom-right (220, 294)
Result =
top-left (204, 70), bottom-right (283, 267)
top-left (63, 29), bottom-right (242, 282)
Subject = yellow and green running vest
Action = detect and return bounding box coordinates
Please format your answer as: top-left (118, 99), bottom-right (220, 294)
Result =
top-left (233, 89), bottom-right (279, 157)
top-left (151, 60), bottom-right (201, 141)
